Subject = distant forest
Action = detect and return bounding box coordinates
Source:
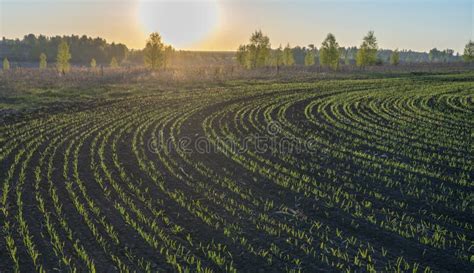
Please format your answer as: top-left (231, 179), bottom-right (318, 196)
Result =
top-left (0, 34), bottom-right (463, 67)
top-left (1, 34), bottom-right (128, 65)
top-left (285, 46), bottom-right (461, 65)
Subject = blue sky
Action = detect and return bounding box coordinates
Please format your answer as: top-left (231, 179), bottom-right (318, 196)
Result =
top-left (1, 0), bottom-right (472, 52)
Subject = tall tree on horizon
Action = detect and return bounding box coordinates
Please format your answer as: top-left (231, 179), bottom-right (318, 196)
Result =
top-left (356, 31), bottom-right (378, 67)
top-left (144, 32), bottom-right (165, 70)
top-left (249, 30), bottom-right (271, 68)
top-left (56, 40), bottom-right (71, 74)
top-left (319, 33), bottom-right (340, 70)
top-left (236, 30), bottom-right (271, 69)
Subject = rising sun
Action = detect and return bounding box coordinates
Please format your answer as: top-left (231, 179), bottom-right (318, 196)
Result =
top-left (138, 0), bottom-right (220, 49)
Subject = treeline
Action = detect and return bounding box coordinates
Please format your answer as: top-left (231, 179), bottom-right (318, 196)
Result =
top-left (238, 46), bottom-right (457, 66)
top-left (236, 30), bottom-right (468, 70)
top-left (0, 34), bottom-right (235, 68)
top-left (1, 33), bottom-right (472, 71)
top-left (0, 34), bottom-right (127, 64)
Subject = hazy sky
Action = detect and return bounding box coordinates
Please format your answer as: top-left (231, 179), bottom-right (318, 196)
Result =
top-left (1, 0), bottom-right (472, 52)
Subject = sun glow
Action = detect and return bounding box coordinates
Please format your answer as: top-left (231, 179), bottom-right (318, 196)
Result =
top-left (138, 0), bottom-right (220, 49)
